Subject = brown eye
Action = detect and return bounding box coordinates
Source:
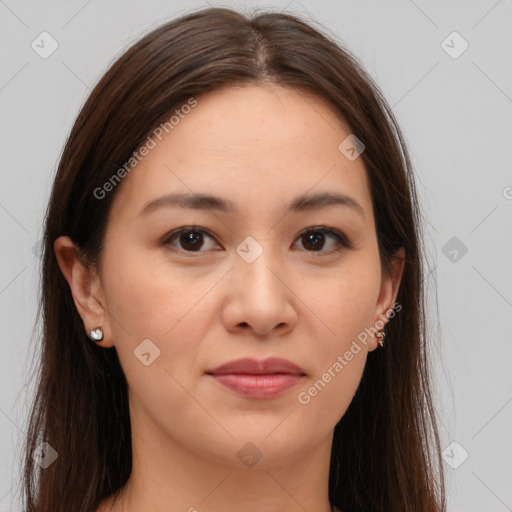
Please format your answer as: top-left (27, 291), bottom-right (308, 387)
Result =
top-left (162, 225), bottom-right (352, 256)
top-left (295, 227), bottom-right (352, 255)
top-left (179, 231), bottom-right (204, 251)
top-left (302, 231), bottom-right (326, 251)
top-left (163, 228), bottom-right (220, 253)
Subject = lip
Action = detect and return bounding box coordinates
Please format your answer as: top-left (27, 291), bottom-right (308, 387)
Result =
top-left (207, 357), bottom-right (305, 376)
top-left (205, 357), bottom-right (306, 399)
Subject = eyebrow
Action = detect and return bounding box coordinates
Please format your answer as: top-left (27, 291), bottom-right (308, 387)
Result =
top-left (137, 191), bottom-right (365, 219)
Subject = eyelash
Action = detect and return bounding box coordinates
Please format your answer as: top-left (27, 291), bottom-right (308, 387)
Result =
top-left (161, 225), bottom-right (353, 257)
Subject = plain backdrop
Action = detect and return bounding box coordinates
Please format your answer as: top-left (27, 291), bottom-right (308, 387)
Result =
top-left (0, 1), bottom-right (511, 511)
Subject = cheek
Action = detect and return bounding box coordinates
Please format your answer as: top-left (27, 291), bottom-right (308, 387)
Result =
top-left (286, 256), bottom-right (381, 426)
top-left (100, 248), bottom-right (238, 426)
top-left (100, 247), bottom-right (213, 375)
top-left (309, 253), bottom-right (381, 345)
top-left (100, 250), bottom-right (216, 428)
top-left (102, 244), bottom-right (212, 336)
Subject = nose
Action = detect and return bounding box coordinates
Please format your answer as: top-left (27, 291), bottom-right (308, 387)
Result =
top-left (221, 246), bottom-right (297, 337)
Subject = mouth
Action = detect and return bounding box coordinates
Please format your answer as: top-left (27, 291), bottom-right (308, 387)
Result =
top-left (205, 357), bottom-right (306, 399)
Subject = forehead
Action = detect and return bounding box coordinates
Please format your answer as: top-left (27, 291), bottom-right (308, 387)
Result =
top-left (168, 83), bottom-right (355, 161)
top-left (108, 84), bottom-right (374, 225)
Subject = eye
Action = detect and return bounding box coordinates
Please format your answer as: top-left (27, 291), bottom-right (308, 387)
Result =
top-left (294, 227), bottom-right (353, 255)
top-left (162, 227), bottom-right (220, 253)
top-left (162, 225), bottom-right (353, 256)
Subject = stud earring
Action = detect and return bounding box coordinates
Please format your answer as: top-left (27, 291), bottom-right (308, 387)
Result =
top-left (376, 330), bottom-right (386, 347)
top-left (88, 327), bottom-right (103, 342)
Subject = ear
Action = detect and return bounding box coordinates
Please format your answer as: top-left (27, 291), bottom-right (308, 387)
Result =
top-left (54, 236), bottom-right (114, 348)
top-left (368, 247), bottom-right (405, 351)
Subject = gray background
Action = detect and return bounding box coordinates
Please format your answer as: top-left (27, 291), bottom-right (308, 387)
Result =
top-left (1, 0), bottom-right (511, 510)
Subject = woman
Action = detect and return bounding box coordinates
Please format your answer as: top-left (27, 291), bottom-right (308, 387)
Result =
top-left (22, 7), bottom-right (446, 512)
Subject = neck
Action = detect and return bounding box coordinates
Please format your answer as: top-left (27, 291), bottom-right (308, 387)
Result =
top-left (100, 411), bottom-right (335, 512)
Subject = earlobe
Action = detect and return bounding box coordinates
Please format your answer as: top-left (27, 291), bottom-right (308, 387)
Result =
top-left (53, 236), bottom-right (113, 347)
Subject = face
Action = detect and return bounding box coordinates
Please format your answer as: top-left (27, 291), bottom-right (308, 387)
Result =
top-left (79, 84), bottom-right (402, 468)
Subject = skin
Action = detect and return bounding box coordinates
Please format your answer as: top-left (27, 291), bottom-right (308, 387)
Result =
top-left (55, 84), bottom-right (404, 512)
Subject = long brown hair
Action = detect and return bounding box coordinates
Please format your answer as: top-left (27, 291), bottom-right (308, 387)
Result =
top-left (22, 7), bottom-right (445, 511)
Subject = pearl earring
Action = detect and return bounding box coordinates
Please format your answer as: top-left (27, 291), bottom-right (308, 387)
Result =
top-left (88, 327), bottom-right (103, 342)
